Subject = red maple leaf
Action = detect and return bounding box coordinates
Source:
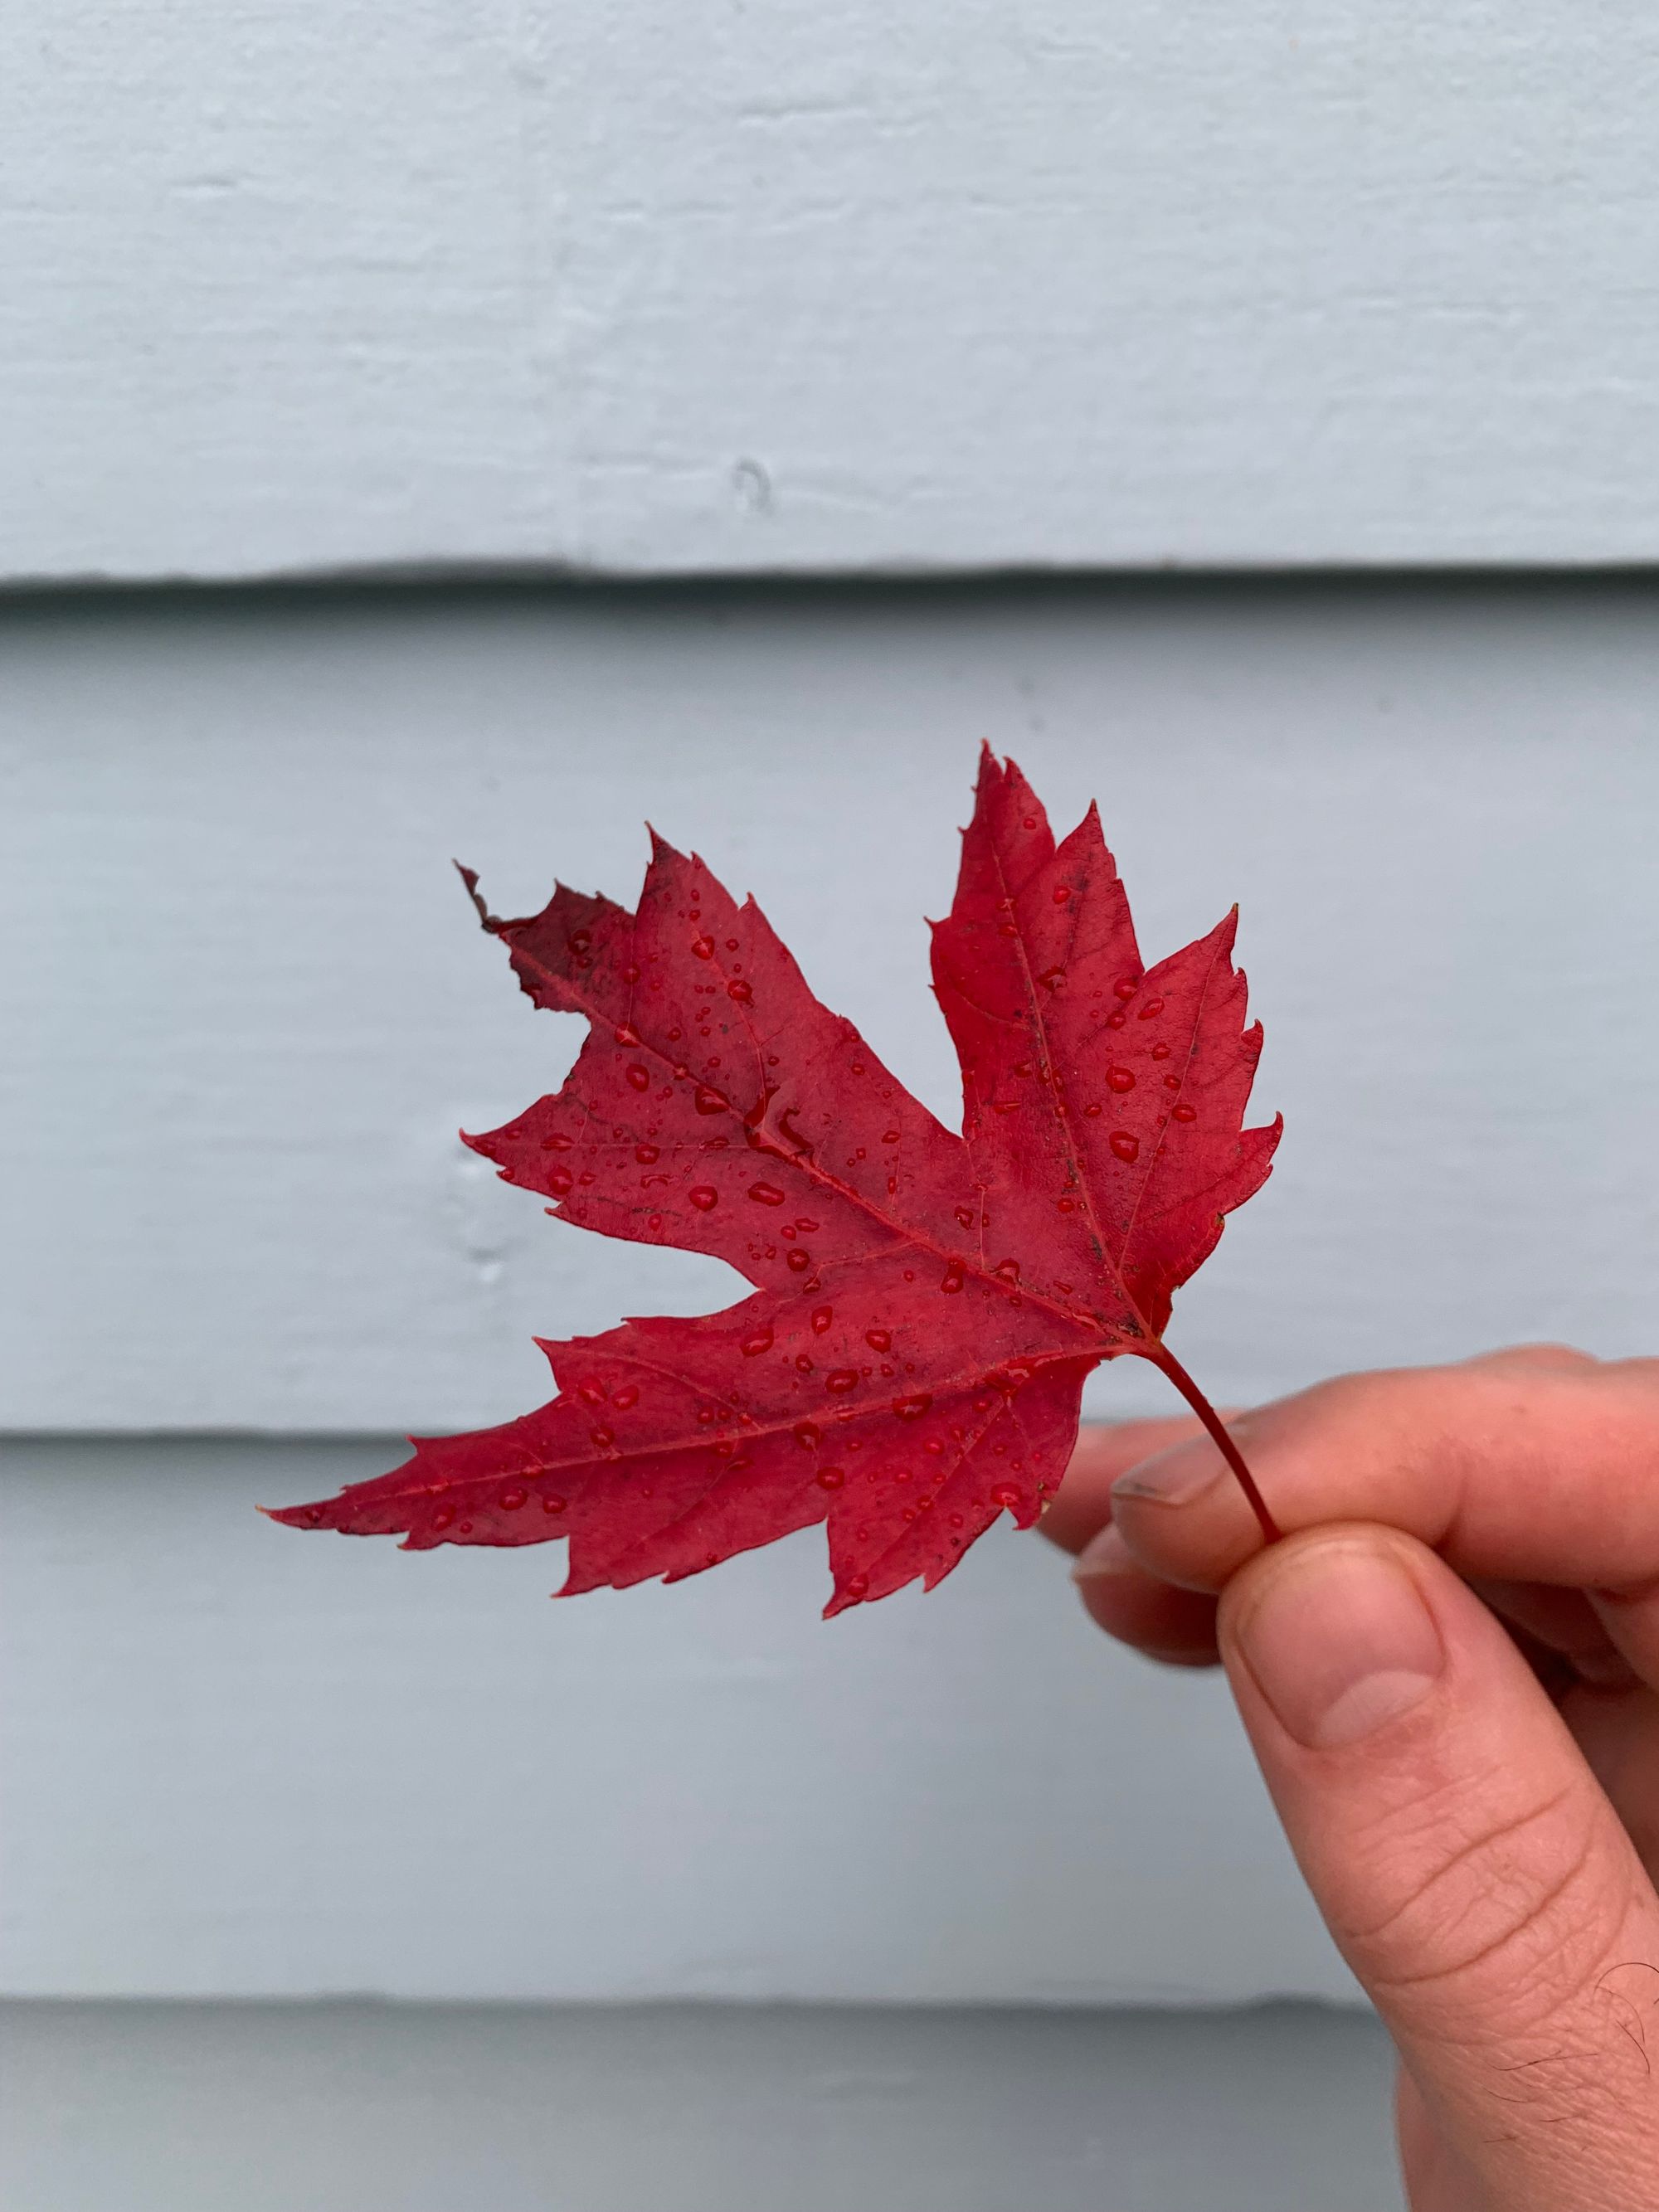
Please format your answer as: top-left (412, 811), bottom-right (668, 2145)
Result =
top-left (270, 750), bottom-right (1280, 1612)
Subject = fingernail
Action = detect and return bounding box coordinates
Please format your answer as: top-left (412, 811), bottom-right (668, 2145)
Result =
top-left (1233, 1543), bottom-right (1445, 1749)
top-left (1112, 1441), bottom-right (1224, 1509)
top-left (1073, 1523), bottom-right (1138, 1582)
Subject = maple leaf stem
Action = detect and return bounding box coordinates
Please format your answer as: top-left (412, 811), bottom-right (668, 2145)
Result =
top-left (1146, 1344), bottom-right (1281, 1545)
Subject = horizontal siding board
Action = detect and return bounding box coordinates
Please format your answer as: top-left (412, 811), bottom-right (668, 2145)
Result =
top-left (0, 1438), bottom-right (1348, 2002)
top-left (7, 575), bottom-right (1657, 2011)
top-left (3, 6), bottom-right (1659, 577)
top-left (0, 2002), bottom-right (1397, 2210)
top-left (5, 579), bottom-right (1659, 1432)
top-left (2, 579), bottom-right (1659, 1424)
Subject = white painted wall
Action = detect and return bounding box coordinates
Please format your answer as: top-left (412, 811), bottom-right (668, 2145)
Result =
top-left (9, 8), bottom-right (1642, 2187)
top-left (2, 1436), bottom-right (1340, 2004)
top-left (0, 2001), bottom-right (1399, 2212)
top-left (5, 7), bottom-right (1659, 580)
top-left (7, 582), bottom-right (1659, 1437)
top-left (4, 577), bottom-right (1657, 2022)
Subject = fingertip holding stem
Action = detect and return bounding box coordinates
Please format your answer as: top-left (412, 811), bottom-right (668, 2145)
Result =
top-left (1226, 1537), bottom-right (1445, 1749)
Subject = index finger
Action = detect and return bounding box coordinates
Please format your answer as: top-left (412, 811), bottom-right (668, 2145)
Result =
top-left (1039, 1414), bottom-right (1219, 1554)
top-left (1107, 1349), bottom-right (1659, 1600)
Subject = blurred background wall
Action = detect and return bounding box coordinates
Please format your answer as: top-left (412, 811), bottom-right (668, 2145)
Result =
top-left (7, 9), bottom-right (1659, 2209)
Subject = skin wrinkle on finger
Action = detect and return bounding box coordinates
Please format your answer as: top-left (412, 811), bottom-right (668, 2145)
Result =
top-left (1351, 1791), bottom-right (1600, 2004)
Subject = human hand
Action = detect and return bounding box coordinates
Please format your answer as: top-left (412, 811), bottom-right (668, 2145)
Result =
top-left (1046, 1347), bottom-right (1659, 2212)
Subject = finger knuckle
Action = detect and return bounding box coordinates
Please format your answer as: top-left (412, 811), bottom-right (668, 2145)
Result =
top-left (1462, 1343), bottom-right (1598, 1374)
top-left (1337, 1782), bottom-right (1628, 2028)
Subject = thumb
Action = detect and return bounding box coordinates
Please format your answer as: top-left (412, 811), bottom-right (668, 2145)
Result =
top-left (1218, 1525), bottom-right (1659, 2211)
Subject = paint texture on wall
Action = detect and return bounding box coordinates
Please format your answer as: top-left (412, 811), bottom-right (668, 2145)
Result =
top-left (4, 6), bottom-right (1659, 578)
